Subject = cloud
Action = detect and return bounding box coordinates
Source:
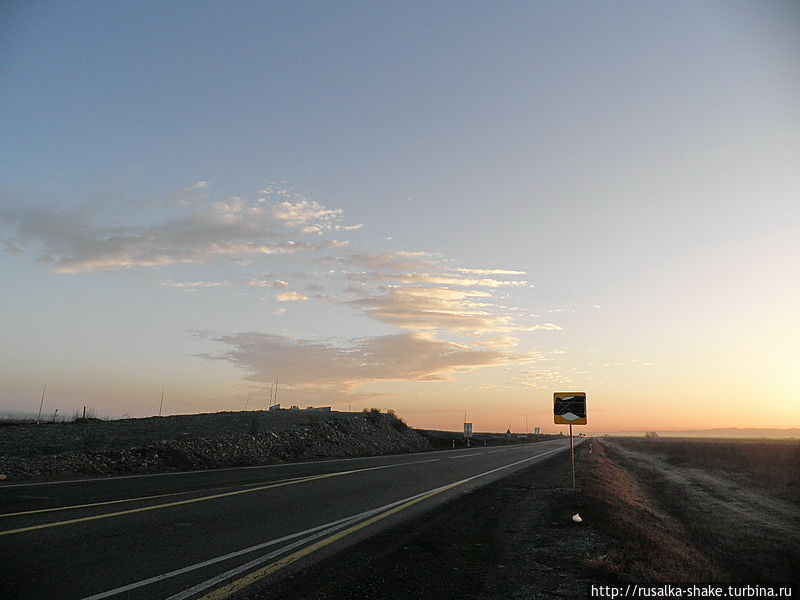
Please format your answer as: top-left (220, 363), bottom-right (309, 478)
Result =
top-left (275, 291), bottom-right (309, 302)
top-left (320, 250), bottom-right (439, 272)
top-left (161, 281), bottom-right (227, 289)
top-left (343, 272), bottom-right (526, 288)
top-left (519, 323), bottom-right (563, 331)
top-left (456, 268), bottom-right (526, 276)
top-left (348, 286), bottom-right (514, 334)
top-left (202, 331), bottom-right (516, 394)
top-left (0, 185), bottom-right (357, 272)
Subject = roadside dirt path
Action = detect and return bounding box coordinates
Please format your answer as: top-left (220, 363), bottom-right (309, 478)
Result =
top-left (601, 440), bottom-right (800, 581)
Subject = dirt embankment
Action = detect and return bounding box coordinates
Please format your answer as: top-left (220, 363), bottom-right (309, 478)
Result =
top-left (583, 438), bottom-right (800, 582)
top-left (0, 409), bottom-right (363, 458)
top-left (0, 413), bottom-right (431, 481)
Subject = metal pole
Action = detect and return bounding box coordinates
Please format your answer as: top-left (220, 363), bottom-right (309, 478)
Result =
top-left (37, 384), bottom-right (46, 424)
top-left (569, 423), bottom-right (575, 489)
top-left (159, 386), bottom-right (164, 417)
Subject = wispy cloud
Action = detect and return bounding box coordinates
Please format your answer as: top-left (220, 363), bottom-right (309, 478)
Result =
top-left (4, 180), bottom-right (556, 399)
top-left (275, 291), bottom-right (309, 302)
top-left (456, 268), bottom-right (526, 275)
top-left (518, 323), bottom-right (562, 331)
top-left (161, 281), bottom-right (228, 289)
top-left (0, 184), bottom-right (357, 273)
top-left (319, 250), bottom-right (439, 272)
top-left (348, 286), bottom-right (511, 334)
top-left (343, 272), bottom-right (527, 288)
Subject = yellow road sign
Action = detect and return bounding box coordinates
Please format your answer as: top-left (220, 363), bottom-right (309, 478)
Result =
top-left (553, 392), bottom-right (587, 425)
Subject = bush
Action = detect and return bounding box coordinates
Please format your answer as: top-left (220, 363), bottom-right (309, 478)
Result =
top-left (387, 409), bottom-right (409, 432)
top-left (363, 407), bottom-right (383, 424)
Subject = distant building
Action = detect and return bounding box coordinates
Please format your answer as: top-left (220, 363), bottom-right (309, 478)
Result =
top-left (268, 404), bottom-right (331, 413)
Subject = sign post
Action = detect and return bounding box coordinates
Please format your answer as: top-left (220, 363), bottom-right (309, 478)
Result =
top-left (463, 422), bottom-right (473, 447)
top-left (553, 392), bottom-right (587, 489)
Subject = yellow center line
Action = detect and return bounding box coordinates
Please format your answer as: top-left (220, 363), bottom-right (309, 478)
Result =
top-left (198, 481), bottom-right (462, 600)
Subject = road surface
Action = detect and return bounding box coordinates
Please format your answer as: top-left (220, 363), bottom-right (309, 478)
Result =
top-left (0, 439), bottom-right (578, 600)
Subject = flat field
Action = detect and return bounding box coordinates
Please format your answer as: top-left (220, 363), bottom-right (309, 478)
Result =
top-left (612, 436), bottom-right (800, 503)
top-left (584, 437), bottom-right (800, 582)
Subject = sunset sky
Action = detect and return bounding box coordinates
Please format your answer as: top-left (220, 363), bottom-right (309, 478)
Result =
top-left (1, 1), bottom-right (798, 433)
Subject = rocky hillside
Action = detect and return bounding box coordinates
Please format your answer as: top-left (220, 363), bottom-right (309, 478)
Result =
top-left (0, 412), bottom-right (431, 481)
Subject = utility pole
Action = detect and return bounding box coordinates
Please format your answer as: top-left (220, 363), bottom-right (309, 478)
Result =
top-left (273, 377), bottom-right (278, 405)
top-left (36, 384), bottom-right (46, 424)
top-left (159, 385), bottom-right (165, 417)
top-left (268, 384), bottom-right (274, 407)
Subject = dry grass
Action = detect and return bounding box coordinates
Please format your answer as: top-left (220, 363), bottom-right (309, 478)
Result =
top-left (584, 438), bottom-right (800, 583)
top-left (582, 440), bottom-right (720, 581)
top-left (612, 437), bottom-right (800, 503)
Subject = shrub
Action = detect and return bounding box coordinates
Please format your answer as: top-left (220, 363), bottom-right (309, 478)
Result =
top-left (386, 409), bottom-right (409, 431)
top-left (363, 407), bottom-right (382, 424)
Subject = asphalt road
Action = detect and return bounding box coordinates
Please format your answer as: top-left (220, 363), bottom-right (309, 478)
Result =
top-left (0, 438), bottom-right (579, 600)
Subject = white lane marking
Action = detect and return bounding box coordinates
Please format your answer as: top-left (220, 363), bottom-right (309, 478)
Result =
top-left (449, 452), bottom-right (483, 459)
top-left (84, 444), bottom-right (568, 600)
top-left (0, 458), bottom-right (440, 536)
top-left (80, 495), bottom-right (421, 600)
top-left (174, 445), bottom-right (570, 600)
top-left (166, 524), bottom-right (347, 600)
top-left (0, 476), bottom-right (312, 518)
top-left (0, 443), bottom-right (528, 489)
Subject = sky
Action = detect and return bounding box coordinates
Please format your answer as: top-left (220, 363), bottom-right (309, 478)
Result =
top-left (1, 1), bottom-right (798, 433)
